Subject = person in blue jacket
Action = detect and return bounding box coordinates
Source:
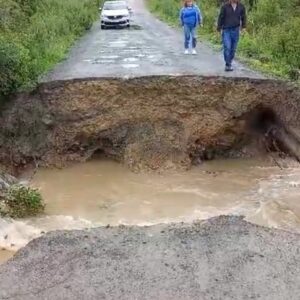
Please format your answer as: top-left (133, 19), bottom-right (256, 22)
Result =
top-left (180, 0), bottom-right (203, 55)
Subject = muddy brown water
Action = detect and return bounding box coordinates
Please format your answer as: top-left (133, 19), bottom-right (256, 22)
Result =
top-left (1, 158), bottom-right (300, 264)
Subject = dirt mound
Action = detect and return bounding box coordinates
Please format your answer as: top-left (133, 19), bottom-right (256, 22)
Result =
top-left (0, 76), bottom-right (300, 172)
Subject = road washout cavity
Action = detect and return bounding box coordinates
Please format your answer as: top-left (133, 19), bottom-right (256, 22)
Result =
top-left (0, 76), bottom-right (300, 175)
top-left (0, 156), bottom-right (300, 265)
top-left (0, 75), bottom-right (299, 246)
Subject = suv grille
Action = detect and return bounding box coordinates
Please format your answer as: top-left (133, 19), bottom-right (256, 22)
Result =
top-left (107, 15), bottom-right (124, 20)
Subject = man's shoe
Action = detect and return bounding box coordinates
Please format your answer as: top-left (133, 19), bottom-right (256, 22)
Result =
top-left (184, 49), bottom-right (189, 55)
top-left (225, 65), bottom-right (233, 72)
top-left (191, 49), bottom-right (197, 55)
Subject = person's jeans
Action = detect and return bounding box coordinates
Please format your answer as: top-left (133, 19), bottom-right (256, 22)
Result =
top-left (184, 24), bottom-right (197, 49)
top-left (222, 27), bottom-right (240, 66)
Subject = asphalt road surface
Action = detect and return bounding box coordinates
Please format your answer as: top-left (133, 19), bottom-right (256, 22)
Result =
top-left (45, 0), bottom-right (261, 81)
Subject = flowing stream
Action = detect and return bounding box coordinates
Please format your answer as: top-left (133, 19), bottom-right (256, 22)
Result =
top-left (1, 158), bottom-right (300, 263)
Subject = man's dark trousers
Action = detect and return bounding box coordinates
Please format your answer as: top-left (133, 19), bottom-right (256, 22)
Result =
top-left (222, 27), bottom-right (240, 67)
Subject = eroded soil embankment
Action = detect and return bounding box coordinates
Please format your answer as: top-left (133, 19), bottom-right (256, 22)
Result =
top-left (0, 76), bottom-right (300, 173)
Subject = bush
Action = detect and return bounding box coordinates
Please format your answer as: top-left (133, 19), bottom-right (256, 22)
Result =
top-left (148, 0), bottom-right (300, 79)
top-left (0, 38), bottom-right (30, 97)
top-left (0, 0), bottom-right (103, 101)
top-left (2, 184), bottom-right (44, 218)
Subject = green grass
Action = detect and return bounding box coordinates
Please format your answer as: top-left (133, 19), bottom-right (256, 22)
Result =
top-left (0, 0), bottom-right (104, 102)
top-left (148, 0), bottom-right (300, 81)
top-left (0, 184), bottom-right (44, 218)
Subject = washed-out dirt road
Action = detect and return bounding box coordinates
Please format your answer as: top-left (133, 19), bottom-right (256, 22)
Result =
top-left (45, 0), bottom-right (261, 81)
top-left (1, 1), bottom-right (299, 300)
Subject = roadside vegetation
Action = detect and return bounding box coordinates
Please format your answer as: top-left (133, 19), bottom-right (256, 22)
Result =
top-left (0, 184), bottom-right (44, 218)
top-left (0, 0), bottom-right (103, 102)
top-left (148, 0), bottom-right (300, 81)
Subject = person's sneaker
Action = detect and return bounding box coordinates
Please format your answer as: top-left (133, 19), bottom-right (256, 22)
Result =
top-left (225, 65), bottom-right (234, 72)
top-left (191, 49), bottom-right (197, 55)
top-left (184, 49), bottom-right (189, 55)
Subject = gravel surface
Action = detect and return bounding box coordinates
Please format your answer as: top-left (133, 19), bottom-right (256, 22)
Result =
top-left (0, 216), bottom-right (299, 300)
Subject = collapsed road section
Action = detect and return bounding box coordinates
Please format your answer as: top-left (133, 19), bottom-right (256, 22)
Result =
top-left (0, 76), bottom-right (300, 299)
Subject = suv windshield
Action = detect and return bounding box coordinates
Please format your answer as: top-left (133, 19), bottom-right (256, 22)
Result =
top-left (103, 2), bottom-right (127, 10)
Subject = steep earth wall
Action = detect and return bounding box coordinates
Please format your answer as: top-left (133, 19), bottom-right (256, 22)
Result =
top-left (0, 76), bottom-right (299, 172)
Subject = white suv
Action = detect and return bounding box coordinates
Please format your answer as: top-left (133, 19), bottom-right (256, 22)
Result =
top-left (100, 1), bottom-right (131, 29)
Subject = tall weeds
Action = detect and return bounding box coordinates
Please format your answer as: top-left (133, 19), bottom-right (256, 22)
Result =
top-left (0, 0), bottom-right (102, 101)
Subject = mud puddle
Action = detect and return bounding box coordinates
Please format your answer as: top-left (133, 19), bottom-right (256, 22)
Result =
top-left (1, 158), bottom-right (300, 263)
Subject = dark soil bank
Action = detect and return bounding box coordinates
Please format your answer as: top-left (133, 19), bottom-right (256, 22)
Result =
top-left (0, 76), bottom-right (300, 173)
top-left (0, 216), bottom-right (299, 300)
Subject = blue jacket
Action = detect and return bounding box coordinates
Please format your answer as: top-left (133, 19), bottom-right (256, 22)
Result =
top-left (180, 4), bottom-right (202, 27)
